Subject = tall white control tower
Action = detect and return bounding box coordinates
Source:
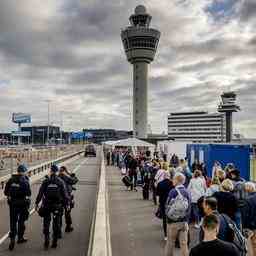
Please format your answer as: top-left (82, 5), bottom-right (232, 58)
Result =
top-left (121, 5), bottom-right (160, 139)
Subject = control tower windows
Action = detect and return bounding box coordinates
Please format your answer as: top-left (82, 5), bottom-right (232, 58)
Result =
top-left (128, 37), bottom-right (157, 50)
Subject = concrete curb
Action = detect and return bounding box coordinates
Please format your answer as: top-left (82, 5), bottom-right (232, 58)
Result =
top-left (88, 150), bottom-right (112, 256)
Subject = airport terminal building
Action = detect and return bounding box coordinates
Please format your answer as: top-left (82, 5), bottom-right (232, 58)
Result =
top-left (168, 111), bottom-right (226, 142)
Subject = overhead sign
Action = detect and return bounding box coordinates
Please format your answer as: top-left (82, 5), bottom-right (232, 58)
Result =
top-left (12, 113), bottom-right (31, 124)
top-left (84, 132), bottom-right (93, 139)
top-left (11, 131), bottom-right (31, 137)
top-left (71, 132), bottom-right (93, 139)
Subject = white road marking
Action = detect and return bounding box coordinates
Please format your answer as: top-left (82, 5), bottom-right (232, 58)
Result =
top-left (0, 157), bottom-right (87, 246)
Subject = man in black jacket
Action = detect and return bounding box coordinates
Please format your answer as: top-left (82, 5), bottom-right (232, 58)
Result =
top-left (59, 166), bottom-right (78, 233)
top-left (128, 155), bottom-right (138, 191)
top-left (4, 164), bottom-right (31, 251)
top-left (35, 164), bottom-right (69, 249)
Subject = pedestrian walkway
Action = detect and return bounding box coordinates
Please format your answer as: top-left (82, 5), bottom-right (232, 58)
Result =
top-left (107, 166), bottom-right (200, 256)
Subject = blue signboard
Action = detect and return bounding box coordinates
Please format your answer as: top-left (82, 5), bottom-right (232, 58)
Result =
top-left (71, 132), bottom-right (93, 140)
top-left (12, 113), bottom-right (31, 124)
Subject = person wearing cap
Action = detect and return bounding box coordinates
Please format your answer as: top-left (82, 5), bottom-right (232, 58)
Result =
top-left (35, 164), bottom-right (69, 250)
top-left (58, 166), bottom-right (78, 233)
top-left (4, 164), bottom-right (31, 251)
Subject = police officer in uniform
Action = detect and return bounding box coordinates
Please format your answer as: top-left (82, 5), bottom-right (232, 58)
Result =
top-left (4, 164), bottom-right (31, 251)
top-left (59, 166), bottom-right (78, 233)
top-left (35, 164), bottom-right (69, 249)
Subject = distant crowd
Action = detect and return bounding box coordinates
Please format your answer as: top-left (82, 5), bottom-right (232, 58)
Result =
top-left (106, 149), bottom-right (256, 256)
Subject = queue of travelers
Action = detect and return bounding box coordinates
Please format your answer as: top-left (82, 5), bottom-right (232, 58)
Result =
top-left (111, 148), bottom-right (256, 256)
top-left (4, 163), bottom-right (78, 251)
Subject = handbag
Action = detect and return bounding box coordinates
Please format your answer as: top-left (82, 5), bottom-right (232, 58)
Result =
top-left (155, 206), bottom-right (163, 219)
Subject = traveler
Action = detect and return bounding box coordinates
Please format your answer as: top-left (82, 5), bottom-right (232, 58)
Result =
top-left (213, 179), bottom-right (238, 221)
top-left (58, 166), bottom-right (79, 233)
top-left (188, 170), bottom-right (206, 228)
top-left (170, 154), bottom-right (179, 168)
top-left (4, 164), bottom-right (31, 251)
top-left (150, 162), bottom-right (160, 205)
top-left (128, 155), bottom-right (138, 191)
top-left (164, 172), bottom-right (191, 256)
top-left (202, 197), bottom-right (231, 242)
top-left (106, 151), bottom-right (111, 166)
top-left (156, 171), bottom-right (174, 240)
top-left (35, 164), bottom-right (69, 249)
top-left (205, 176), bottom-right (220, 197)
top-left (241, 182), bottom-right (256, 256)
top-left (230, 169), bottom-right (246, 230)
top-left (190, 214), bottom-right (239, 256)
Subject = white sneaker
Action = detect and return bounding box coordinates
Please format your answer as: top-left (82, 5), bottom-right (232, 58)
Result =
top-left (164, 237), bottom-right (168, 241)
top-left (194, 224), bottom-right (200, 229)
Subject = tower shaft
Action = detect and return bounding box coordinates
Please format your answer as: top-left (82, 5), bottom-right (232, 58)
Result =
top-left (133, 62), bottom-right (148, 138)
top-left (225, 112), bottom-right (232, 143)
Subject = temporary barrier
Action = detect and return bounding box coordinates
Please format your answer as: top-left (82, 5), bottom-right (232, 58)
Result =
top-left (187, 144), bottom-right (251, 180)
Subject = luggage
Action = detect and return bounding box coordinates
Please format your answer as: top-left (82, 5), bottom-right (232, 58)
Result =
top-left (122, 176), bottom-right (132, 188)
top-left (121, 168), bottom-right (126, 175)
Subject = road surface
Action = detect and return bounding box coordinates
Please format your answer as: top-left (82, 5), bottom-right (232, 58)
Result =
top-left (0, 153), bottom-right (100, 256)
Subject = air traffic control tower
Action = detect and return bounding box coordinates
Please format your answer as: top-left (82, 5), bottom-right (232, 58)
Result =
top-left (121, 5), bottom-right (160, 139)
top-left (218, 91), bottom-right (240, 142)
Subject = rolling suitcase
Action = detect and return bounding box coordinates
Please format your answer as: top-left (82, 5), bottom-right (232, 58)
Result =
top-left (122, 175), bottom-right (132, 188)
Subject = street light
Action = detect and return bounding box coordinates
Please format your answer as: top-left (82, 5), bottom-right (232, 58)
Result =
top-left (45, 100), bottom-right (52, 145)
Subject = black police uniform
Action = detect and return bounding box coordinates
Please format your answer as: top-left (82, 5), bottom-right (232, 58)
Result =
top-left (58, 173), bottom-right (78, 232)
top-left (35, 174), bottom-right (69, 248)
top-left (4, 174), bottom-right (31, 246)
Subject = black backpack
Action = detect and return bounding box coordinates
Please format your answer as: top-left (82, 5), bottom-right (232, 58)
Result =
top-left (9, 176), bottom-right (24, 199)
top-left (45, 180), bottom-right (62, 204)
top-left (221, 214), bottom-right (247, 256)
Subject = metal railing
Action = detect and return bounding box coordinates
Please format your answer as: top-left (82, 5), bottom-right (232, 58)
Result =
top-left (0, 146), bottom-right (84, 191)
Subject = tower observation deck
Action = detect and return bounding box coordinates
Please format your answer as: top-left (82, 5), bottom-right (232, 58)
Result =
top-left (218, 91), bottom-right (240, 142)
top-left (121, 5), bottom-right (161, 139)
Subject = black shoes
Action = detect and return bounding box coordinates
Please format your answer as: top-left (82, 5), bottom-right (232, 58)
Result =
top-left (17, 237), bottom-right (28, 244)
top-left (65, 226), bottom-right (74, 233)
top-left (8, 239), bottom-right (15, 251)
top-left (44, 238), bottom-right (50, 250)
top-left (51, 239), bottom-right (58, 249)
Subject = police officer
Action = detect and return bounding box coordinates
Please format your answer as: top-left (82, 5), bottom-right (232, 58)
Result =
top-left (59, 166), bottom-right (78, 233)
top-left (4, 164), bottom-right (31, 251)
top-left (35, 164), bottom-right (69, 249)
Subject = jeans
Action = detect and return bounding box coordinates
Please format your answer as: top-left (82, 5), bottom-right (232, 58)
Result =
top-left (128, 171), bottom-right (137, 190)
top-left (160, 204), bottom-right (167, 237)
top-left (9, 205), bottom-right (29, 239)
top-left (165, 222), bottom-right (189, 256)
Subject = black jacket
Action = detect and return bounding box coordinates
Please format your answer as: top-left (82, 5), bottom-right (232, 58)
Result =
top-left (156, 179), bottom-right (174, 207)
top-left (35, 174), bottom-right (69, 207)
top-left (59, 173), bottom-right (78, 195)
top-left (4, 174), bottom-right (31, 201)
top-left (241, 192), bottom-right (256, 230)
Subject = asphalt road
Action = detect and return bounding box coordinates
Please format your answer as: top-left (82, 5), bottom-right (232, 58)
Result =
top-left (0, 154), bottom-right (100, 256)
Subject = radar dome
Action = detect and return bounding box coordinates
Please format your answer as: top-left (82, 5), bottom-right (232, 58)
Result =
top-left (135, 5), bottom-right (147, 15)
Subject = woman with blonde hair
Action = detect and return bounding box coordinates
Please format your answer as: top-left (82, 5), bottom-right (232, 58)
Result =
top-left (206, 176), bottom-right (221, 197)
top-left (213, 179), bottom-right (238, 221)
top-left (188, 170), bottom-right (206, 228)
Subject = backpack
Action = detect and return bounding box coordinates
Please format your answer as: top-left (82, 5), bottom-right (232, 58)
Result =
top-left (165, 188), bottom-right (189, 221)
top-left (45, 180), bottom-right (62, 204)
top-left (222, 214), bottom-right (247, 256)
top-left (233, 181), bottom-right (246, 208)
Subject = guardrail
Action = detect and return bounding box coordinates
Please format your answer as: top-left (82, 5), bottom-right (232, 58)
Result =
top-left (0, 148), bottom-right (84, 191)
top-left (87, 150), bottom-right (112, 256)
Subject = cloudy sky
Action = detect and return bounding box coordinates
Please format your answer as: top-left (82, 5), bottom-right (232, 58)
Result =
top-left (0, 0), bottom-right (255, 137)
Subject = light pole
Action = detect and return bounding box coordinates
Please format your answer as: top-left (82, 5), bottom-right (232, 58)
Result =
top-left (60, 111), bottom-right (63, 144)
top-left (46, 100), bottom-right (51, 145)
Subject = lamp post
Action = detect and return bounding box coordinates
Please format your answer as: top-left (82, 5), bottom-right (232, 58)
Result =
top-left (46, 100), bottom-right (51, 145)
